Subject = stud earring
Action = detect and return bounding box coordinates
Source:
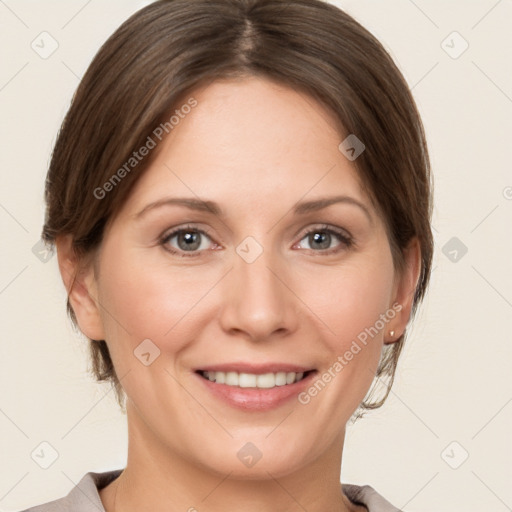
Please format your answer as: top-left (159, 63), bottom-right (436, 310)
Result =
top-left (389, 330), bottom-right (395, 339)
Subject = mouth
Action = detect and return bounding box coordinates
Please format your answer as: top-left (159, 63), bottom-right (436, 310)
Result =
top-left (193, 365), bottom-right (318, 411)
top-left (196, 369), bottom-right (315, 389)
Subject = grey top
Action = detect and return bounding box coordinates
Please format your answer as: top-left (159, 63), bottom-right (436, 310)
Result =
top-left (19, 469), bottom-right (403, 512)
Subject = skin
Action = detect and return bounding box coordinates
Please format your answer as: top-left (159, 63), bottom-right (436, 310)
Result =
top-left (57, 76), bottom-right (420, 512)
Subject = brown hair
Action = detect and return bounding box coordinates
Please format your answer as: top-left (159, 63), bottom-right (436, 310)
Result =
top-left (42, 0), bottom-right (433, 419)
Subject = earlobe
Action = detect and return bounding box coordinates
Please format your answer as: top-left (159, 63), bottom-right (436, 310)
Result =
top-left (384, 237), bottom-right (421, 344)
top-left (55, 235), bottom-right (106, 341)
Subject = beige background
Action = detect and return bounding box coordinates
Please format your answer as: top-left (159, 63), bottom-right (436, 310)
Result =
top-left (1, 1), bottom-right (511, 511)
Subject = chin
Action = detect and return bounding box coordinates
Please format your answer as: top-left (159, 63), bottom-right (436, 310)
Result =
top-left (190, 437), bottom-right (312, 480)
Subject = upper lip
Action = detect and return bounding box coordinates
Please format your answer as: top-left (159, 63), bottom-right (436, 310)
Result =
top-left (196, 363), bottom-right (316, 374)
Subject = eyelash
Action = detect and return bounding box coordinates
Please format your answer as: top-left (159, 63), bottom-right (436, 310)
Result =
top-left (159, 223), bottom-right (354, 258)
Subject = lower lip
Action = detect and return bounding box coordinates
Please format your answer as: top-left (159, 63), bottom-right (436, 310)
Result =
top-left (195, 371), bottom-right (317, 411)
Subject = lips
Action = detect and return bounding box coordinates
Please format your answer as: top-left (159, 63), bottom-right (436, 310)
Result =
top-left (193, 363), bottom-right (317, 411)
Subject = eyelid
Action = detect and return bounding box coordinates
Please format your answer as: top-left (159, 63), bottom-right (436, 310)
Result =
top-left (159, 224), bottom-right (218, 257)
top-left (159, 223), bottom-right (354, 257)
top-left (297, 223), bottom-right (352, 242)
top-left (295, 224), bottom-right (354, 253)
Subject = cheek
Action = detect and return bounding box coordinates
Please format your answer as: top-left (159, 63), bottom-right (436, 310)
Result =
top-left (293, 257), bottom-right (395, 420)
top-left (305, 254), bottom-right (395, 349)
top-left (94, 254), bottom-right (216, 410)
top-left (304, 252), bottom-right (395, 401)
top-left (96, 245), bottom-right (218, 358)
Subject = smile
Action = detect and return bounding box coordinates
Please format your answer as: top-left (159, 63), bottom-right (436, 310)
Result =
top-left (198, 370), bottom-right (313, 388)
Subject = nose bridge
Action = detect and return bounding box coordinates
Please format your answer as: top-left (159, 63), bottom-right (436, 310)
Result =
top-left (219, 236), bottom-right (297, 339)
top-left (238, 240), bottom-right (279, 295)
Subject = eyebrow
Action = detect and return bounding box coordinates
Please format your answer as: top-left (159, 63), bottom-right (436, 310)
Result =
top-left (133, 195), bottom-right (373, 224)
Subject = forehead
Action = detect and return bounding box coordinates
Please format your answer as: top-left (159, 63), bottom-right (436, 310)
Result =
top-left (118, 77), bottom-right (369, 219)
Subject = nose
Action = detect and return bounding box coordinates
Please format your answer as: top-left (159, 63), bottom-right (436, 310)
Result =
top-left (218, 243), bottom-right (299, 342)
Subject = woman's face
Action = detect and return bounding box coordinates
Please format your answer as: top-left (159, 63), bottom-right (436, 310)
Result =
top-left (70, 77), bottom-right (417, 478)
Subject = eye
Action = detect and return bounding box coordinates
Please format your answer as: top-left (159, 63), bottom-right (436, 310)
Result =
top-left (159, 223), bottom-right (354, 258)
top-left (295, 224), bottom-right (353, 255)
top-left (160, 225), bottom-right (217, 257)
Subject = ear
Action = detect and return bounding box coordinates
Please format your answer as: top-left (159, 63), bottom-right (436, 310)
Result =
top-left (55, 235), bottom-right (106, 341)
top-left (384, 237), bottom-right (422, 345)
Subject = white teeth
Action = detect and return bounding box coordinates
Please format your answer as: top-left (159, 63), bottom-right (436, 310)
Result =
top-left (256, 373), bottom-right (275, 388)
top-left (275, 372), bottom-right (287, 386)
top-left (201, 370), bottom-right (307, 388)
top-left (225, 371), bottom-right (238, 386)
top-left (239, 373), bottom-right (257, 388)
